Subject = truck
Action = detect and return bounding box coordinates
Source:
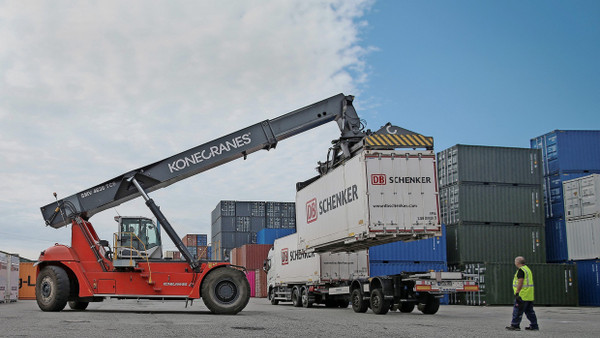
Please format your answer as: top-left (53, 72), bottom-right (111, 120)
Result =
top-left (265, 128), bottom-right (479, 314)
top-left (36, 93), bottom-right (368, 314)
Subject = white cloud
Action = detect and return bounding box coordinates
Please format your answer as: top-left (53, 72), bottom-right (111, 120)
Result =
top-left (0, 0), bottom-right (373, 259)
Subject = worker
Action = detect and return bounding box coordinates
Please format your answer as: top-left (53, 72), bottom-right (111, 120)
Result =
top-left (506, 256), bottom-right (539, 331)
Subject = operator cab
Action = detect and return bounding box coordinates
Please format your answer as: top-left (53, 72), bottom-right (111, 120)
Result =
top-left (114, 216), bottom-right (163, 265)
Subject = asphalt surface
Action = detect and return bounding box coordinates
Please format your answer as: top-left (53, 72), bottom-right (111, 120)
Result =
top-left (1, 298), bottom-right (599, 337)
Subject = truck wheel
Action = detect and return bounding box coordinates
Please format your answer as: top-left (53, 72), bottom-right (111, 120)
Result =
top-left (201, 267), bottom-right (250, 314)
top-left (351, 289), bottom-right (368, 313)
top-left (301, 287), bottom-right (312, 308)
top-left (36, 265), bottom-right (70, 312)
top-left (399, 302), bottom-right (415, 313)
top-left (370, 289), bottom-right (390, 315)
top-left (68, 300), bottom-right (89, 311)
top-left (418, 293), bottom-right (440, 315)
top-left (292, 287), bottom-right (302, 307)
top-left (269, 288), bottom-right (279, 305)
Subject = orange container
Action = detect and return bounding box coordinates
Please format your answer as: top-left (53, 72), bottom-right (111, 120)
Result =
top-left (18, 262), bottom-right (36, 300)
top-left (254, 268), bottom-right (268, 298)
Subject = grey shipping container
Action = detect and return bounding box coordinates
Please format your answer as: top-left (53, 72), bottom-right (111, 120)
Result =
top-left (440, 183), bottom-right (544, 225)
top-left (266, 202), bottom-right (282, 217)
top-left (446, 224), bottom-right (546, 265)
top-left (212, 200), bottom-right (236, 220)
top-left (452, 262), bottom-right (578, 306)
top-left (212, 216), bottom-right (236, 233)
top-left (250, 216), bottom-right (266, 233)
top-left (235, 202), bottom-right (252, 217)
top-left (437, 145), bottom-right (543, 187)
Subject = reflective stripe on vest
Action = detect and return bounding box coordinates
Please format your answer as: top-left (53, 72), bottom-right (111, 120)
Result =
top-left (513, 265), bottom-right (534, 301)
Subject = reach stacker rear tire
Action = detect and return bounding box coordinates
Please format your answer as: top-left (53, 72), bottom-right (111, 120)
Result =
top-left (201, 267), bottom-right (250, 314)
top-left (36, 265), bottom-right (70, 312)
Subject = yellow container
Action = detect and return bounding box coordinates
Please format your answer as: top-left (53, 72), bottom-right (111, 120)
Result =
top-left (18, 262), bottom-right (36, 300)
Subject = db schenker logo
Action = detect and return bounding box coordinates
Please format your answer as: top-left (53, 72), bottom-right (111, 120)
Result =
top-left (306, 198), bottom-right (318, 224)
top-left (281, 248), bottom-right (289, 265)
top-left (371, 174), bottom-right (386, 185)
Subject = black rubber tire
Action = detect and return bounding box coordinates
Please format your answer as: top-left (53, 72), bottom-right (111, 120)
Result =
top-left (418, 293), bottom-right (440, 315)
top-left (370, 289), bottom-right (390, 315)
top-left (351, 289), bottom-right (368, 313)
top-left (301, 287), bottom-right (312, 308)
top-left (269, 288), bottom-right (279, 305)
top-left (399, 302), bottom-right (415, 313)
top-left (292, 287), bottom-right (302, 307)
top-left (36, 266), bottom-right (70, 312)
top-left (68, 300), bottom-right (89, 311)
top-left (201, 267), bottom-right (250, 314)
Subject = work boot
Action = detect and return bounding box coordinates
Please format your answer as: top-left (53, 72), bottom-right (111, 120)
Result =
top-left (525, 326), bottom-right (539, 331)
top-left (505, 326), bottom-right (521, 331)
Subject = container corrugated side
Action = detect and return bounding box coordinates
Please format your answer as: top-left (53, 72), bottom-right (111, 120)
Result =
top-left (369, 225), bottom-right (446, 262)
top-left (458, 262), bottom-right (578, 306)
top-left (545, 217), bottom-right (568, 263)
top-left (446, 224), bottom-right (545, 265)
top-left (531, 130), bottom-right (600, 175)
top-left (437, 145), bottom-right (542, 187)
top-left (574, 259), bottom-right (600, 306)
top-left (18, 262), bottom-right (36, 300)
top-left (440, 183), bottom-right (544, 225)
top-left (240, 244), bottom-right (272, 270)
top-left (566, 216), bottom-right (600, 261)
top-left (257, 228), bottom-right (296, 245)
top-left (0, 252), bottom-right (7, 302)
top-left (245, 270), bottom-right (256, 297)
top-left (564, 174), bottom-right (600, 219)
top-left (255, 269), bottom-right (268, 298)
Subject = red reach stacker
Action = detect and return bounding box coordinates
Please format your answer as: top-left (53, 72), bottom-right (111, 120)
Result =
top-left (36, 94), bottom-right (367, 314)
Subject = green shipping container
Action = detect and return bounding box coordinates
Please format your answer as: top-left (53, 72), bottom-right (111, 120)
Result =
top-left (454, 263), bottom-right (578, 306)
top-left (447, 224), bottom-right (546, 265)
top-left (440, 183), bottom-right (544, 225)
top-left (437, 145), bottom-right (543, 188)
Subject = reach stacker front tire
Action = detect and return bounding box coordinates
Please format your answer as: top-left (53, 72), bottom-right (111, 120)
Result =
top-left (36, 265), bottom-right (70, 312)
top-left (201, 267), bottom-right (250, 314)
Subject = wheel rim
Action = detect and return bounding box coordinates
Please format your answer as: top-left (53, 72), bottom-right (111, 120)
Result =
top-left (372, 294), bottom-right (380, 309)
top-left (301, 289), bottom-right (308, 305)
top-left (352, 293), bottom-right (360, 307)
top-left (214, 280), bottom-right (238, 303)
top-left (40, 277), bottom-right (53, 301)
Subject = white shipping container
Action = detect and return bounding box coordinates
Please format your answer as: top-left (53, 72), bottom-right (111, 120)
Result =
top-left (296, 149), bottom-right (440, 252)
top-left (267, 233), bottom-right (369, 286)
top-left (566, 216), bottom-right (600, 261)
top-left (564, 174), bottom-right (600, 220)
top-left (0, 252), bottom-right (7, 302)
top-left (8, 255), bottom-right (19, 301)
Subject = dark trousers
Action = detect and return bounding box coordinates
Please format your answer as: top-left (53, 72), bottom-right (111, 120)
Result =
top-left (511, 299), bottom-right (538, 329)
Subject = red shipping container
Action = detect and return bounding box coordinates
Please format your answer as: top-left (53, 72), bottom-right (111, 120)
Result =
top-left (181, 234), bottom-right (195, 247)
top-left (245, 270), bottom-right (256, 297)
top-left (239, 244), bottom-right (272, 270)
top-left (255, 268), bottom-right (268, 298)
top-left (196, 246), bottom-right (208, 260)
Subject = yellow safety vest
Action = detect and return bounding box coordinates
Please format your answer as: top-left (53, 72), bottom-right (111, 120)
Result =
top-left (513, 265), bottom-right (534, 301)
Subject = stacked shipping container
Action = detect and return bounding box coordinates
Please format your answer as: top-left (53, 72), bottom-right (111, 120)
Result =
top-left (211, 201), bottom-right (295, 261)
top-left (438, 145), bottom-right (577, 305)
top-left (531, 130), bottom-right (600, 306)
top-left (0, 251), bottom-right (19, 303)
top-left (181, 233), bottom-right (209, 260)
top-left (230, 244), bottom-right (273, 298)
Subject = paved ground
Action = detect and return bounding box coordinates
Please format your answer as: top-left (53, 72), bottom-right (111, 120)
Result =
top-left (1, 298), bottom-right (599, 337)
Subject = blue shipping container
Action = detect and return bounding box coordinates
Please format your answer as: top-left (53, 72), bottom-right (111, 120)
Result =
top-left (574, 260), bottom-right (600, 306)
top-left (369, 225), bottom-right (446, 262)
top-left (531, 130), bottom-right (600, 176)
top-left (545, 217), bottom-right (568, 263)
top-left (257, 228), bottom-right (296, 245)
top-left (197, 234), bottom-right (208, 247)
top-left (369, 261), bottom-right (449, 305)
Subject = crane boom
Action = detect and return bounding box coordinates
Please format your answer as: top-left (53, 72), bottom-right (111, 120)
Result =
top-left (41, 93), bottom-right (364, 229)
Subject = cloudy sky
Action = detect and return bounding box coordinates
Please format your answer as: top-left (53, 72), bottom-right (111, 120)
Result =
top-left (1, 1), bottom-right (599, 260)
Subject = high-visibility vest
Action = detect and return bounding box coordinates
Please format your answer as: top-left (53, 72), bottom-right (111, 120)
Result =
top-left (513, 265), bottom-right (534, 301)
